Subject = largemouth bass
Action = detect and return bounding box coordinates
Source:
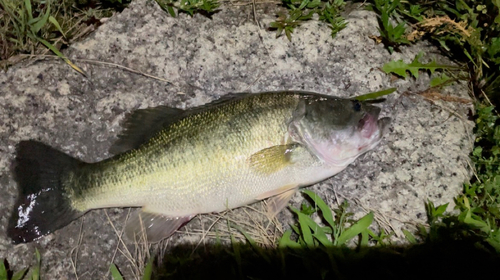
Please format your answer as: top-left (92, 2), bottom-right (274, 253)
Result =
top-left (8, 91), bottom-right (390, 243)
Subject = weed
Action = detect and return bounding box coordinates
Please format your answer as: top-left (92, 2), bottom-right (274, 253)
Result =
top-left (279, 190), bottom-right (375, 248)
top-left (377, 0), bottom-right (500, 103)
top-left (454, 104), bottom-right (500, 251)
top-left (369, 0), bottom-right (500, 255)
top-left (0, 249), bottom-right (40, 280)
top-left (0, 0), bottom-right (125, 71)
top-left (368, 0), bottom-right (410, 53)
top-left (269, 0), bottom-right (347, 41)
top-left (0, 260), bottom-right (27, 280)
top-left (0, 0), bottom-right (85, 72)
top-left (353, 87), bottom-right (396, 101)
top-left (154, 0), bottom-right (220, 17)
top-left (382, 52), bottom-right (458, 79)
top-left (110, 257), bottom-right (154, 280)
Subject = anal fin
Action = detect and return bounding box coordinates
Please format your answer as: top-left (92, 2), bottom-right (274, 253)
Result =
top-left (125, 209), bottom-right (193, 243)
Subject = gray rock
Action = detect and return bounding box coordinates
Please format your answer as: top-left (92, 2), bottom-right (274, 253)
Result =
top-left (0, 0), bottom-right (474, 278)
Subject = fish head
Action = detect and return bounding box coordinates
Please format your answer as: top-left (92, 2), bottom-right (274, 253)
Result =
top-left (289, 98), bottom-right (390, 166)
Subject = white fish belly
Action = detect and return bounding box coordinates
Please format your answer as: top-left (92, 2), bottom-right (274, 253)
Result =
top-left (131, 163), bottom-right (347, 217)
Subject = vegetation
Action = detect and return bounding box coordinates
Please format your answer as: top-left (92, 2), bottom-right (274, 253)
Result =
top-left (268, 0), bottom-right (347, 40)
top-left (0, 0), bottom-right (127, 71)
top-left (369, 0), bottom-right (500, 253)
top-left (0, 249), bottom-right (40, 280)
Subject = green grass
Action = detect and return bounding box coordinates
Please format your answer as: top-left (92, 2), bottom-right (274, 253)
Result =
top-left (0, 249), bottom-right (40, 280)
top-left (269, 0), bottom-right (347, 41)
top-left (154, 0), bottom-right (220, 17)
top-left (0, 0), bottom-right (125, 71)
top-left (368, 0), bottom-right (410, 53)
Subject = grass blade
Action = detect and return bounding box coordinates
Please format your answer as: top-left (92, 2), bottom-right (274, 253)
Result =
top-left (279, 229), bottom-right (302, 249)
top-left (31, 2), bottom-right (50, 33)
top-left (360, 230), bottom-right (369, 246)
top-left (12, 268), bottom-right (29, 280)
top-left (36, 37), bottom-right (86, 76)
top-left (24, 0), bottom-right (33, 22)
top-left (229, 230), bottom-right (243, 278)
top-left (166, 5), bottom-right (176, 17)
top-left (353, 88), bottom-right (397, 101)
top-left (402, 229), bottom-right (417, 244)
top-left (2, 0), bottom-right (23, 36)
top-left (486, 234), bottom-right (500, 252)
top-left (298, 0), bottom-right (309, 10)
top-left (307, 219), bottom-right (332, 247)
top-left (336, 212), bottom-right (374, 245)
top-left (0, 260), bottom-right (7, 280)
top-left (30, 249), bottom-right (41, 280)
top-left (291, 207), bottom-right (315, 248)
top-left (302, 190), bottom-right (335, 229)
top-left (142, 257), bottom-right (154, 280)
top-left (294, 205), bottom-right (332, 247)
top-left (49, 16), bottom-right (65, 37)
top-left (110, 264), bottom-right (124, 280)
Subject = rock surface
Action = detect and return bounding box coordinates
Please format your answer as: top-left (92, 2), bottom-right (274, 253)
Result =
top-left (0, 0), bottom-right (474, 278)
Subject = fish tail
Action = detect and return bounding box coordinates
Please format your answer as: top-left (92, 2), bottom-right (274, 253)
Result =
top-left (8, 140), bottom-right (85, 243)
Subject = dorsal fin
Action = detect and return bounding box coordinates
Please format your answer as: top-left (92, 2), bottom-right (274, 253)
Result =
top-left (109, 92), bottom-right (261, 155)
top-left (199, 92), bottom-right (253, 107)
top-left (109, 106), bottom-right (185, 155)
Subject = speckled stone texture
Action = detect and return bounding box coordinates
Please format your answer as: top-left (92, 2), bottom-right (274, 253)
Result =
top-left (0, 0), bottom-right (474, 278)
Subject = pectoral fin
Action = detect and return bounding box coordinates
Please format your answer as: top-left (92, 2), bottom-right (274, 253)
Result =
top-left (125, 209), bottom-right (193, 243)
top-left (249, 144), bottom-right (301, 175)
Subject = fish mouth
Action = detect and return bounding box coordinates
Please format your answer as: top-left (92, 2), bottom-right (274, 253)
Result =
top-left (357, 113), bottom-right (391, 152)
top-left (358, 102), bottom-right (390, 138)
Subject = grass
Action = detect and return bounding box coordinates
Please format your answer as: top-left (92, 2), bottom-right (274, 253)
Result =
top-left (268, 0), bottom-right (347, 41)
top-left (0, 0), bottom-right (123, 71)
top-left (0, 249), bottom-right (40, 280)
top-left (1, 0), bottom-right (500, 279)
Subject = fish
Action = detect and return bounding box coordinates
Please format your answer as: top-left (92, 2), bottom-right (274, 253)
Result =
top-left (7, 91), bottom-right (390, 244)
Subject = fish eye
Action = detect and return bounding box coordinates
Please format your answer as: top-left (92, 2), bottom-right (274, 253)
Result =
top-left (353, 101), bottom-right (361, 112)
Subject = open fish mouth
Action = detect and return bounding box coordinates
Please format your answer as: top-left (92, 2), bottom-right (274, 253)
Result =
top-left (357, 114), bottom-right (391, 152)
